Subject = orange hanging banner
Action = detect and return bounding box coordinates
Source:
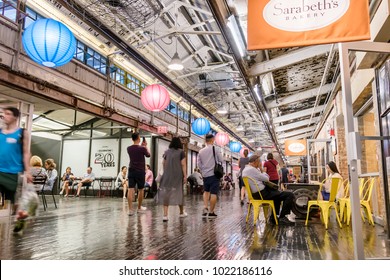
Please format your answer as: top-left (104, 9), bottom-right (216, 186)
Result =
top-left (248, 0), bottom-right (371, 50)
top-left (285, 139), bottom-right (307, 156)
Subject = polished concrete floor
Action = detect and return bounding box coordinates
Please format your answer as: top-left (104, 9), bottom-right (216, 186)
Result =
top-left (0, 189), bottom-right (389, 260)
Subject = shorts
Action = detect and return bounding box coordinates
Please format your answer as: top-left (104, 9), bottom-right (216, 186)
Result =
top-left (0, 172), bottom-right (19, 204)
top-left (82, 182), bottom-right (92, 187)
top-left (203, 175), bottom-right (220, 195)
top-left (128, 169), bottom-right (145, 189)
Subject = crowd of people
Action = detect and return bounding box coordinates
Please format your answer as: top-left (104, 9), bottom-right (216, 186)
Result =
top-left (1, 106), bottom-right (345, 231)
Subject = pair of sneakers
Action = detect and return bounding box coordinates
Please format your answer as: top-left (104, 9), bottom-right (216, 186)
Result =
top-left (202, 208), bottom-right (217, 218)
top-left (163, 211), bottom-right (188, 221)
top-left (128, 206), bottom-right (147, 216)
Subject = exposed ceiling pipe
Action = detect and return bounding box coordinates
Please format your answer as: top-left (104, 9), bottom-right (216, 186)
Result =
top-left (307, 44), bottom-right (336, 129)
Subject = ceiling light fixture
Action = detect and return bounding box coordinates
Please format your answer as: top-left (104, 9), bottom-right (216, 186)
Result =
top-left (168, 26), bottom-right (183, 70)
top-left (217, 105), bottom-right (228, 114)
top-left (236, 123), bottom-right (244, 131)
top-left (168, 51), bottom-right (183, 70)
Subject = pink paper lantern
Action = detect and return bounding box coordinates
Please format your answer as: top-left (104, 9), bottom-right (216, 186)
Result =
top-left (240, 147), bottom-right (249, 157)
top-left (141, 84), bottom-right (170, 112)
top-left (215, 132), bottom-right (230, 146)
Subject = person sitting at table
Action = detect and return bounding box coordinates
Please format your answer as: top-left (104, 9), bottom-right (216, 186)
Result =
top-left (115, 166), bottom-right (128, 199)
top-left (74, 166), bottom-right (95, 197)
top-left (144, 164), bottom-right (154, 196)
top-left (59, 166), bottom-right (74, 197)
top-left (321, 161), bottom-right (343, 200)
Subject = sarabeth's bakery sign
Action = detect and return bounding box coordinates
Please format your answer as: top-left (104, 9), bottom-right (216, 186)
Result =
top-left (264, 0), bottom-right (350, 31)
top-left (248, 0), bottom-right (370, 50)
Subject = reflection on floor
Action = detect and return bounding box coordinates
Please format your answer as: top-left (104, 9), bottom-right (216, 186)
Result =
top-left (0, 189), bottom-right (389, 260)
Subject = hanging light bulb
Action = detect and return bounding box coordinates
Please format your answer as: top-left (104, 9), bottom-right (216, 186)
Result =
top-left (236, 123), bottom-right (244, 131)
top-left (168, 36), bottom-right (183, 70)
top-left (216, 105), bottom-right (228, 114)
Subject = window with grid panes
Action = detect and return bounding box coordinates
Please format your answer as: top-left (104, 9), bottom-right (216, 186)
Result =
top-left (0, 0), bottom-right (17, 22)
top-left (168, 101), bottom-right (177, 115)
top-left (115, 68), bottom-right (125, 85)
top-left (178, 106), bottom-right (184, 119)
top-left (75, 40), bottom-right (85, 62)
top-left (183, 109), bottom-right (189, 121)
top-left (126, 74), bottom-right (146, 95)
top-left (24, 7), bottom-right (43, 28)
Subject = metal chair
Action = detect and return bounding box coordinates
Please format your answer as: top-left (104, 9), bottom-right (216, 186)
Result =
top-left (360, 177), bottom-right (377, 226)
top-left (98, 177), bottom-right (113, 197)
top-left (242, 177), bottom-right (278, 226)
top-left (305, 177), bottom-right (342, 229)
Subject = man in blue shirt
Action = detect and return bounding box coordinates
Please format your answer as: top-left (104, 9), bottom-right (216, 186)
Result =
top-left (0, 107), bottom-right (31, 209)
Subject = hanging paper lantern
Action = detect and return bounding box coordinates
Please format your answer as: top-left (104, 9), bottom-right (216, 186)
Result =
top-left (240, 147), bottom-right (249, 157)
top-left (215, 132), bottom-right (230, 146)
top-left (229, 141), bottom-right (241, 153)
top-left (192, 118), bottom-right (210, 135)
top-left (141, 84), bottom-right (171, 112)
top-left (22, 19), bottom-right (76, 67)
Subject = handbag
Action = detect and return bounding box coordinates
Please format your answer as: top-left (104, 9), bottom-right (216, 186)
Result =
top-left (212, 146), bottom-right (224, 179)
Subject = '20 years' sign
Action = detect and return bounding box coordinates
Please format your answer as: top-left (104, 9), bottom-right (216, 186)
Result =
top-left (94, 148), bottom-right (115, 168)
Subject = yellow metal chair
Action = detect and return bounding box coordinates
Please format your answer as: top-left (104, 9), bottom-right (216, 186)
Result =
top-left (242, 177), bottom-right (278, 226)
top-left (338, 179), bottom-right (350, 222)
top-left (360, 177), bottom-right (376, 226)
top-left (342, 178), bottom-right (366, 225)
top-left (305, 177), bottom-right (342, 229)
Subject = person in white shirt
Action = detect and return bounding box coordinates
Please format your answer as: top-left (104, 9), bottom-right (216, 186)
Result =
top-left (197, 134), bottom-right (223, 218)
top-left (115, 166), bottom-right (128, 199)
top-left (242, 154), bottom-right (295, 225)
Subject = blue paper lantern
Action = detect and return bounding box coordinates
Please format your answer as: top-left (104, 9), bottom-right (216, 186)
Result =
top-left (22, 19), bottom-right (77, 67)
top-left (229, 141), bottom-right (241, 153)
top-left (192, 118), bottom-right (210, 136)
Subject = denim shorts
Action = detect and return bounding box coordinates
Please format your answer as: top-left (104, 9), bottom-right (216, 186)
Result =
top-left (203, 175), bottom-right (220, 195)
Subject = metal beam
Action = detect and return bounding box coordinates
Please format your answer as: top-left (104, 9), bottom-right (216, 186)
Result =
top-left (249, 44), bottom-right (335, 76)
top-left (277, 126), bottom-right (315, 138)
top-left (273, 105), bottom-right (325, 123)
top-left (279, 132), bottom-right (313, 140)
top-left (275, 117), bottom-right (320, 133)
top-left (339, 42), bottom-right (365, 260)
top-left (267, 84), bottom-right (333, 109)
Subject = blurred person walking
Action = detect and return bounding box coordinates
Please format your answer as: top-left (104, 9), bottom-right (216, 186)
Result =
top-left (0, 107), bottom-right (31, 212)
top-left (156, 137), bottom-right (187, 221)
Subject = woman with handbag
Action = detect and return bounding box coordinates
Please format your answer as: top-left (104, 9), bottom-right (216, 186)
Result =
top-left (156, 137), bottom-right (187, 221)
